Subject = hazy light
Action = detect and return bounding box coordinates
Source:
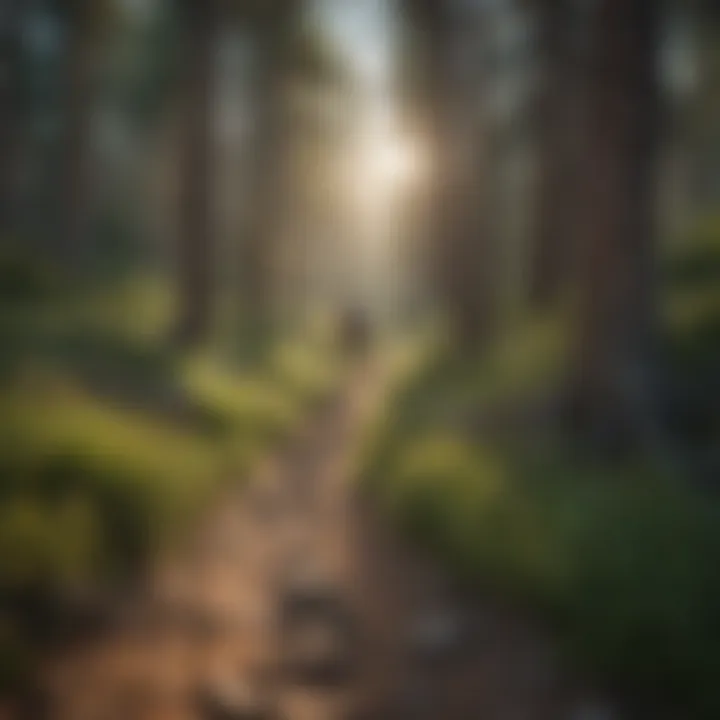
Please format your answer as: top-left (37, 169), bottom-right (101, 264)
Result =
top-left (367, 136), bottom-right (424, 187)
top-left (357, 127), bottom-right (430, 193)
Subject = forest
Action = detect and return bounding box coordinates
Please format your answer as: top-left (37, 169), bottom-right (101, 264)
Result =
top-left (0, 0), bottom-right (719, 718)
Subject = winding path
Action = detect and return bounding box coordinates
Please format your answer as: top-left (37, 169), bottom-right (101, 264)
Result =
top-left (40, 362), bottom-right (596, 720)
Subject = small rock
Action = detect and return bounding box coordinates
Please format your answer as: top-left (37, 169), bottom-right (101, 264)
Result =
top-left (407, 609), bottom-right (466, 663)
top-left (278, 571), bottom-right (357, 686)
top-left (278, 564), bottom-right (341, 622)
top-left (283, 614), bottom-right (355, 685)
top-left (347, 680), bottom-right (435, 720)
top-left (195, 677), bottom-right (278, 720)
top-left (396, 677), bottom-right (436, 718)
top-left (569, 700), bottom-right (621, 720)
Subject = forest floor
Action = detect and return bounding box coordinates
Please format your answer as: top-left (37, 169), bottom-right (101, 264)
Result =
top-left (30, 360), bottom-right (608, 720)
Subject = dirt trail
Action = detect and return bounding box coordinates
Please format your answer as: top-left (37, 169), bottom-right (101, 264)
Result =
top-left (37, 362), bottom-right (598, 720)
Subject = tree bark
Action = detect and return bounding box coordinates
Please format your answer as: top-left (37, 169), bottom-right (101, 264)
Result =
top-left (174, 0), bottom-right (219, 348)
top-left (238, 0), bottom-right (301, 346)
top-left (59, 0), bottom-right (98, 265)
top-left (569, 0), bottom-right (662, 446)
top-left (529, 0), bottom-right (577, 307)
top-left (0, 0), bottom-right (24, 239)
top-left (405, 0), bottom-right (495, 348)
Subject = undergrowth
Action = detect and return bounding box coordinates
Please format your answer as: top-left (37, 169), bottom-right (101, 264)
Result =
top-left (0, 267), bottom-right (342, 693)
top-left (361, 216), bottom-right (720, 718)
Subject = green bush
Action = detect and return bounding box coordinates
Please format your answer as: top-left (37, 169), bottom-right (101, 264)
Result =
top-left (666, 214), bottom-right (720, 293)
top-left (0, 273), bottom-right (345, 697)
top-left (182, 355), bottom-right (303, 447)
top-left (0, 380), bottom-right (221, 582)
top-left (0, 497), bottom-right (100, 589)
top-left (269, 341), bottom-right (342, 404)
top-left (363, 301), bottom-right (720, 716)
top-left (665, 213), bottom-right (720, 347)
top-left (0, 248), bottom-right (64, 304)
top-left (366, 421), bottom-right (720, 716)
top-left (0, 338), bottom-right (338, 590)
top-left (0, 618), bottom-right (34, 694)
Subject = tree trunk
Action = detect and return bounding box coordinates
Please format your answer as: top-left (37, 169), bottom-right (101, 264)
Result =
top-left (405, 0), bottom-right (495, 348)
top-left (173, 0), bottom-right (219, 348)
top-left (0, 0), bottom-right (24, 239)
top-left (569, 0), bottom-right (662, 447)
top-left (238, 1), bottom-right (301, 347)
top-left (529, 0), bottom-right (577, 307)
top-left (60, 0), bottom-right (97, 266)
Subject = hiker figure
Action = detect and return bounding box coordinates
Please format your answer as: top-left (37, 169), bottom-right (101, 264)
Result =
top-left (339, 306), bottom-right (371, 358)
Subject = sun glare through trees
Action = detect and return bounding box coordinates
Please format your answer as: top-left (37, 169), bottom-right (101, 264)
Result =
top-left (1, 1), bottom-right (719, 718)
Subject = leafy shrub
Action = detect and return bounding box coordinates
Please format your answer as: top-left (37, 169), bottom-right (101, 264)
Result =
top-left (363, 308), bottom-right (720, 717)
top-left (666, 214), bottom-right (720, 292)
top-left (182, 356), bottom-right (303, 446)
top-left (368, 421), bottom-right (720, 716)
top-left (269, 340), bottom-right (343, 404)
top-left (0, 380), bottom-right (220, 582)
top-left (0, 274), bottom-right (343, 698)
top-left (0, 248), bottom-right (64, 304)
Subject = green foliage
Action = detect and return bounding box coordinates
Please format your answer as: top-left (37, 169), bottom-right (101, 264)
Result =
top-left (363, 291), bottom-right (720, 716)
top-left (0, 335), bottom-right (337, 590)
top-left (0, 377), bottom-right (220, 583)
top-left (0, 273), bottom-right (343, 694)
top-left (367, 409), bottom-right (720, 716)
top-left (361, 316), bottom-right (567, 489)
top-left (268, 340), bottom-right (343, 405)
top-left (663, 214), bottom-right (720, 447)
top-left (0, 247), bottom-right (65, 304)
top-left (182, 356), bottom-right (302, 448)
top-left (0, 617), bottom-right (34, 695)
top-left (0, 497), bottom-right (100, 590)
top-left (665, 214), bottom-right (720, 332)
